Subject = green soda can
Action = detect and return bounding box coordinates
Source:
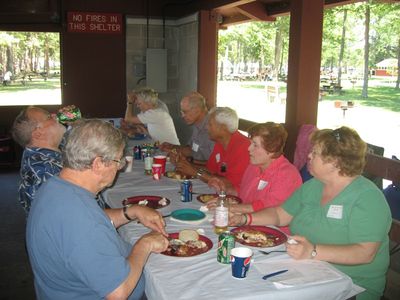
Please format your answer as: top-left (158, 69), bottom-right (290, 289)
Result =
top-left (217, 231), bottom-right (235, 264)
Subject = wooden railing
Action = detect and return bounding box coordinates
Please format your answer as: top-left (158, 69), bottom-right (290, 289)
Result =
top-left (365, 153), bottom-right (400, 252)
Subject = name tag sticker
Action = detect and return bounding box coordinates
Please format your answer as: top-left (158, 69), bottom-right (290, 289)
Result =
top-left (327, 205), bottom-right (343, 219)
top-left (257, 180), bottom-right (268, 190)
top-left (192, 143), bottom-right (199, 152)
top-left (216, 153), bottom-right (221, 163)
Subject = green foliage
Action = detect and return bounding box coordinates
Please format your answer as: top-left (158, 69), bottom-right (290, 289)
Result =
top-left (0, 31), bottom-right (60, 75)
top-left (218, 18), bottom-right (289, 72)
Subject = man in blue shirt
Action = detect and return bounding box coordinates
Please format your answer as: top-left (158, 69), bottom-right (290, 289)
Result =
top-left (12, 106), bottom-right (66, 214)
top-left (27, 119), bottom-right (168, 299)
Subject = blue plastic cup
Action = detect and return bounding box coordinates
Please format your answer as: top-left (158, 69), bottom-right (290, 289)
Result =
top-left (230, 247), bottom-right (253, 279)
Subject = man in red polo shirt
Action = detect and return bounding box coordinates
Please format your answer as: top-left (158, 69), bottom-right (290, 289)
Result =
top-left (176, 107), bottom-right (250, 193)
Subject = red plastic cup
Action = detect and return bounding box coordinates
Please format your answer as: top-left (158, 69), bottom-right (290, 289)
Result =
top-left (152, 164), bottom-right (162, 180)
top-left (153, 155), bottom-right (167, 175)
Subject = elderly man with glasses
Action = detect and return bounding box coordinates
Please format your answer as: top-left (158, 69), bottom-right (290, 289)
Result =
top-left (160, 91), bottom-right (214, 165)
top-left (11, 106), bottom-right (67, 214)
top-left (26, 119), bottom-right (169, 300)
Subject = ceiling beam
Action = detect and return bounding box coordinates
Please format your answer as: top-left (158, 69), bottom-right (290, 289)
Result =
top-left (196, 0), bottom-right (255, 11)
top-left (219, 14), bottom-right (252, 28)
top-left (236, 1), bottom-right (276, 21)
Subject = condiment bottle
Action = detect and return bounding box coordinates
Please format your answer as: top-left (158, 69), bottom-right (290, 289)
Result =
top-left (214, 191), bottom-right (229, 234)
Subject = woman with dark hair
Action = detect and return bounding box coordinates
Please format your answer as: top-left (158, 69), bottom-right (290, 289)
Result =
top-left (230, 126), bottom-right (391, 300)
top-left (208, 122), bottom-right (302, 234)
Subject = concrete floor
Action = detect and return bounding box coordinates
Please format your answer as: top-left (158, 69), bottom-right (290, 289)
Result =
top-left (0, 167), bottom-right (399, 300)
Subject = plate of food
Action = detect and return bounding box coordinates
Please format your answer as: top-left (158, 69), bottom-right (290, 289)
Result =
top-left (170, 209), bottom-right (206, 223)
top-left (196, 194), bottom-right (242, 204)
top-left (165, 170), bottom-right (195, 180)
top-left (122, 195), bottom-right (170, 209)
top-left (230, 226), bottom-right (287, 248)
top-left (162, 229), bottom-right (213, 257)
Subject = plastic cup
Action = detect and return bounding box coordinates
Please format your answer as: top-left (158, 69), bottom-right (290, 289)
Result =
top-left (230, 247), bottom-right (253, 279)
top-left (124, 156), bottom-right (133, 172)
top-left (154, 155), bottom-right (167, 174)
top-left (152, 164), bottom-right (162, 180)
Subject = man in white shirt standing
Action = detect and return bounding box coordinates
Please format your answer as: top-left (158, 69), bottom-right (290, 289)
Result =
top-left (123, 87), bottom-right (180, 145)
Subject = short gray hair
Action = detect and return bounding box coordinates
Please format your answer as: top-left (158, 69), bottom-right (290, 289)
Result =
top-left (184, 91), bottom-right (207, 111)
top-left (209, 107), bottom-right (238, 133)
top-left (63, 119), bottom-right (125, 170)
top-left (135, 87), bottom-right (158, 106)
top-left (11, 106), bottom-right (39, 147)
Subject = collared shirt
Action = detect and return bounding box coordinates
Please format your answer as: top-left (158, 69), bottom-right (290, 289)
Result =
top-left (19, 147), bottom-right (62, 214)
top-left (188, 114), bottom-right (214, 161)
top-left (206, 131), bottom-right (250, 192)
top-left (239, 155), bottom-right (302, 234)
top-left (138, 108), bottom-right (180, 145)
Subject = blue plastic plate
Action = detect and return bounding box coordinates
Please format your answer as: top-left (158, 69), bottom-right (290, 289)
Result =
top-left (170, 209), bottom-right (206, 222)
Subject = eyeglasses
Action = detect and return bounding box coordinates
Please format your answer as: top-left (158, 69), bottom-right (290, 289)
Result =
top-left (100, 156), bottom-right (126, 170)
top-left (180, 109), bottom-right (191, 116)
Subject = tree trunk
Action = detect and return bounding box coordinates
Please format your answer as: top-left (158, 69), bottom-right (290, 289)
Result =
top-left (338, 9), bottom-right (347, 87)
top-left (396, 36), bottom-right (400, 89)
top-left (362, 2), bottom-right (370, 98)
top-left (274, 27), bottom-right (282, 80)
top-left (6, 46), bottom-right (13, 73)
top-left (44, 34), bottom-right (50, 76)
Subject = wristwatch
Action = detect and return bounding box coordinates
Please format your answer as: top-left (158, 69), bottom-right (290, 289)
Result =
top-left (196, 168), bottom-right (205, 179)
top-left (311, 244), bottom-right (317, 259)
top-left (197, 168), bottom-right (209, 179)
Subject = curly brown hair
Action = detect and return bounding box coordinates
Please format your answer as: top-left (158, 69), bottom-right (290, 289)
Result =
top-left (310, 126), bottom-right (367, 176)
top-left (248, 122), bottom-right (287, 158)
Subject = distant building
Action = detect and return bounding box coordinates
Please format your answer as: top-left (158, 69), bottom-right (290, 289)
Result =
top-left (375, 58), bottom-right (398, 76)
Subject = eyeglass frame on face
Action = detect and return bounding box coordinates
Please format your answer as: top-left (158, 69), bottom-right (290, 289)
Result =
top-left (180, 108), bottom-right (193, 116)
top-left (99, 156), bottom-right (126, 170)
top-left (33, 112), bottom-right (54, 129)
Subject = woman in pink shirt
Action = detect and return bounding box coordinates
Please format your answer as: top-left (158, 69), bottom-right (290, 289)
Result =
top-left (208, 122), bottom-right (302, 234)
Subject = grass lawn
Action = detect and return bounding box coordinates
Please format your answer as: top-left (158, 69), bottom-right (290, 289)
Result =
top-left (240, 80), bottom-right (400, 112)
top-left (323, 86), bottom-right (400, 112)
top-left (0, 78), bottom-right (60, 93)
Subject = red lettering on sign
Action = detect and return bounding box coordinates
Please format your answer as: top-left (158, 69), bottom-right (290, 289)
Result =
top-left (67, 12), bottom-right (122, 34)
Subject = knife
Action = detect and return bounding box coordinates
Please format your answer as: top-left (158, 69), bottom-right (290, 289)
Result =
top-left (262, 269), bottom-right (288, 280)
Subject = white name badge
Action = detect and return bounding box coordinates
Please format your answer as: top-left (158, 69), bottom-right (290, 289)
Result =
top-left (215, 153), bottom-right (221, 163)
top-left (192, 142), bottom-right (199, 152)
top-left (257, 180), bottom-right (268, 190)
top-left (327, 205), bottom-right (343, 219)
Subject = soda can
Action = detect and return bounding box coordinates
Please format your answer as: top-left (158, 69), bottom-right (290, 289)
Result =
top-left (217, 231), bottom-right (235, 264)
top-left (141, 148), bottom-right (147, 161)
top-left (133, 145), bottom-right (141, 160)
top-left (144, 154), bottom-right (153, 175)
top-left (180, 180), bottom-right (192, 202)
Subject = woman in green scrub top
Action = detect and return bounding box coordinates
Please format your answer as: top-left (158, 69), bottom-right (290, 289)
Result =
top-left (230, 126), bottom-right (391, 300)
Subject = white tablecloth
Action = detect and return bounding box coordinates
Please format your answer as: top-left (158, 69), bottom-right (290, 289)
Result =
top-left (103, 161), bottom-right (363, 300)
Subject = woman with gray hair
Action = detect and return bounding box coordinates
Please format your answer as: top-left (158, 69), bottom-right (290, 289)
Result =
top-left (176, 106), bottom-right (250, 192)
top-left (123, 87), bottom-right (180, 145)
top-left (26, 119), bottom-right (168, 300)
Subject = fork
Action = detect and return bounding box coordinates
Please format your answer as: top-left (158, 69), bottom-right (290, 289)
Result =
top-left (258, 250), bottom-right (287, 255)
